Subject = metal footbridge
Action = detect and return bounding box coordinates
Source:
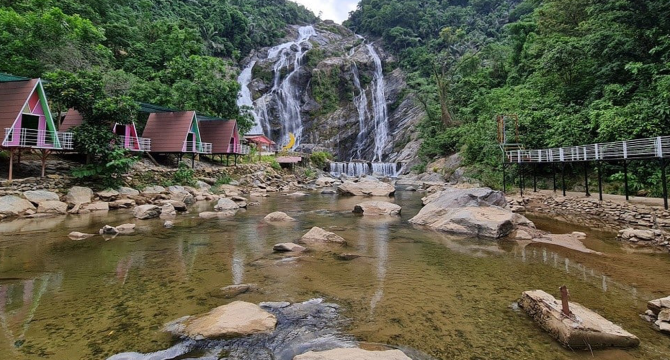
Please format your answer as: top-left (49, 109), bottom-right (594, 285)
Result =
top-left (496, 115), bottom-right (669, 209)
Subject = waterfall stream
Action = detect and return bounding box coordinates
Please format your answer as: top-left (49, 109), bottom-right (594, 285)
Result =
top-left (366, 43), bottom-right (389, 162)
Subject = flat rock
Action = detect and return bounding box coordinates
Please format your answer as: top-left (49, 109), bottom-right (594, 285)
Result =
top-left (215, 198), bottom-right (240, 211)
top-left (97, 189), bottom-right (119, 201)
top-left (142, 185), bottom-right (166, 195)
top-left (421, 187), bottom-right (507, 207)
top-left (519, 290), bottom-right (639, 349)
top-left (110, 199), bottom-right (135, 209)
top-left (648, 296), bottom-right (670, 315)
top-left (315, 177), bottom-right (336, 187)
top-left (171, 191), bottom-right (196, 205)
top-left (116, 224), bottom-right (136, 234)
top-left (166, 301), bottom-right (276, 339)
top-left (37, 200), bottom-right (68, 215)
top-left (338, 177), bottom-right (395, 197)
top-left (299, 227), bottom-right (346, 246)
top-left (353, 201), bottom-right (401, 216)
top-left (0, 195), bottom-right (36, 216)
top-left (23, 190), bottom-right (59, 204)
top-left (273, 243), bottom-right (306, 252)
top-left (82, 202), bottom-right (109, 212)
top-left (410, 206), bottom-right (526, 238)
top-left (532, 233), bottom-right (601, 254)
top-left (658, 309), bottom-right (670, 322)
top-left (65, 186), bottom-right (93, 205)
top-left (118, 187), bottom-right (140, 196)
top-left (264, 212), bottom-right (296, 222)
top-left (218, 284), bottom-right (258, 298)
top-left (200, 211), bottom-right (237, 219)
top-left (133, 205), bottom-right (161, 219)
top-left (294, 348), bottom-right (412, 360)
top-left (69, 231), bottom-right (95, 240)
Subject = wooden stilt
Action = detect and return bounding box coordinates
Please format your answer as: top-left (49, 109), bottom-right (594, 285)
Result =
top-left (8, 148), bottom-right (14, 182)
top-left (40, 149), bottom-right (50, 178)
top-left (584, 162), bottom-right (590, 197)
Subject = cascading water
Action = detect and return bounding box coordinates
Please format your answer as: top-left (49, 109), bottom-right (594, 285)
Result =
top-left (372, 162), bottom-right (399, 177)
top-left (237, 61), bottom-right (266, 135)
top-left (350, 63), bottom-right (370, 159)
top-left (366, 43), bottom-right (389, 162)
top-left (330, 162), bottom-right (398, 178)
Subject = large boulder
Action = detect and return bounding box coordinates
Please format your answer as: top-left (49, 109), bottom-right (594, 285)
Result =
top-left (165, 301), bottom-right (276, 339)
top-left (353, 201), bottom-right (401, 216)
top-left (142, 185), bottom-right (166, 195)
top-left (421, 187), bottom-right (507, 207)
top-left (294, 348), bottom-right (412, 360)
top-left (299, 227), bottom-right (346, 246)
top-left (519, 290), bottom-right (639, 349)
top-left (96, 189), bottom-right (119, 202)
top-left (65, 186), bottom-right (93, 205)
top-left (160, 203), bottom-right (177, 219)
top-left (118, 187), bottom-right (140, 197)
top-left (37, 200), bottom-right (68, 215)
top-left (215, 198), bottom-right (240, 211)
top-left (337, 177), bottom-right (395, 197)
top-left (133, 205), bottom-right (161, 219)
top-left (409, 188), bottom-right (531, 239)
top-left (23, 190), bottom-right (59, 205)
top-left (0, 195), bottom-right (36, 217)
top-left (410, 206), bottom-right (526, 238)
top-left (264, 212), bottom-right (296, 222)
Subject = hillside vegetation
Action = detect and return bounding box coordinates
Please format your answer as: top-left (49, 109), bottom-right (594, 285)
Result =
top-left (347, 0), bottom-right (670, 192)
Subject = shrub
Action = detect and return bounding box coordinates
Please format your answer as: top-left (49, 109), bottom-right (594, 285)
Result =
top-left (310, 151), bottom-right (333, 169)
top-left (173, 162), bottom-right (195, 186)
top-left (270, 159), bottom-right (281, 170)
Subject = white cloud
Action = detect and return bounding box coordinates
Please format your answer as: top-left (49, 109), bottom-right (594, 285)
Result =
top-left (291, 0), bottom-right (359, 24)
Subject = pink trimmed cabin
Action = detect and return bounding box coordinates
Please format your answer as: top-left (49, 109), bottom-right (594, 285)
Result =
top-left (60, 109), bottom-right (151, 152)
top-left (0, 77), bottom-right (73, 179)
top-left (198, 119), bottom-right (250, 166)
top-left (142, 111), bottom-right (212, 155)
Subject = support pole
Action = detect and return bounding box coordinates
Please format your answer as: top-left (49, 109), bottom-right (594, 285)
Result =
top-left (562, 163), bottom-right (566, 197)
top-left (502, 163), bottom-right (506, 193)
top-left (234, 155), bottom-right (238, 166)
top-left (661, 158), bottom-right (668, 210)
top-left (8, 148), bottom-right (14, 182)
top-left (584, 162), bottom-right (590, 197)
top-left (623, 160), bottom-right (629, 201)
top-left (40, 150), bottom-right (49, 178)
top-left (598, 161), bottom-right (603, 201)
top-left (559, 285), bottom-right (572, 317)
top-left (519, 163), bottom-right (524, 197)
top-left (191, 153), bottom-right (195, 168)
top-left (226, 155), bottom-right (230, 167)
top-left (533, 164), bottom-right (537, 192)
top-left (553, 163), bottom-right (557, 192)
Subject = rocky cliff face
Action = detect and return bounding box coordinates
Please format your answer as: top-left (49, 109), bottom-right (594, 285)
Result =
top-left (238, 21), bottom-right (423, 168)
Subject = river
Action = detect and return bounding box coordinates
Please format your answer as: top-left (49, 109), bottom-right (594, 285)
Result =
top-left (1, 191), bottom-right (669, 359)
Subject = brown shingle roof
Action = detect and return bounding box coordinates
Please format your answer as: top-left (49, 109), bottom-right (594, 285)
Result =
top-left (142, 111), bottom-right (196, 152)
top-left (0, 79), bottom-right (38, 130)
top-left (198, 120), bottom-right (237, 154)
top-left (59, 109), bottom-right (84, 131)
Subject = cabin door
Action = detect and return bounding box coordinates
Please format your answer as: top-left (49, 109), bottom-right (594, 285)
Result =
top-left (115, 125), bottom-right (127, 148)
top-left (186, 133), bottom-right (195, 152)
top-left (22, 114), bottom-right (40, 147)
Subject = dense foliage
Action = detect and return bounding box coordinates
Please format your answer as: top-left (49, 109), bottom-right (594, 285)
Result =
top-left (347, 0), bottom-right (670, 192)
top-left (0, 0), bottom-right (316, 133)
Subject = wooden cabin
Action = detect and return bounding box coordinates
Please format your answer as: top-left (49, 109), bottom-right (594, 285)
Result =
top-left (60, 109), bottom-right (150, 152)
top-left (198, 119), bottom-right (250, 165)
top-left (245, 134), bottom-right (276, 155)
top-left (0, 77), bottom-right (73, 179)
top-left (142, 111), bottom-right (211, 155)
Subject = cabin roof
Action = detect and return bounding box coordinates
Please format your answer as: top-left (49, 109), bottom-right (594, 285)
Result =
top-left (0, 79), bottom-right (39, 130)
top-left (142, 111), bottom-right (196, 152)
top-left (198, 120), bottom-right (238, 154)
top-left (59, 109), bottom-right (84, 131)
top-left (245, 134), bottom-right (275, 145)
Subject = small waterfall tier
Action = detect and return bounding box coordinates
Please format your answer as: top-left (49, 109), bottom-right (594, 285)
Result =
top-left (330, 162), bottom-right (399, 178)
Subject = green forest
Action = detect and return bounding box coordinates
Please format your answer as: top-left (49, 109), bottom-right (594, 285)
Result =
top-left (0, 0), bottom-right (315, 130)
top-left (347, 0), bottom-right (670, 193)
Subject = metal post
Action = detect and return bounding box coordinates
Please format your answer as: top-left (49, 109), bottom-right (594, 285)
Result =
top-left (623, 160), bottom-right (629, 201)
top-left (562, 163), bottom-right (566, 197)
top-left (502, 163), bottom-right (506, 193)
top-left (662, 158), bottom-right (668, 210)
top-left (584, 162), bottom-right (590, 197)
top-left (533, 164), bottom-right (537, 192)
top-left (598, 161), bottom-right (603, 201)
top-left (519, 163), bottom-right (524, 197)
top-left (553, 163), bottom-right (557, 192)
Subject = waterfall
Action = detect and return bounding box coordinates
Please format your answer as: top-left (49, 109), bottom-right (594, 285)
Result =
top-left (235, 26), bottom-right (316, 144)
top-left (236, 61), bottom-right (265, 135)
top-left (350, 63), bottom-right (370, 159)
top-left (330, 162), bottom-right (398, 178)
top-left (366, 43), bottom-right (389, 162)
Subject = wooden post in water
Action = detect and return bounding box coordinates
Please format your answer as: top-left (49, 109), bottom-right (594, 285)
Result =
top-left (559, 285), bottom-right (571, 317)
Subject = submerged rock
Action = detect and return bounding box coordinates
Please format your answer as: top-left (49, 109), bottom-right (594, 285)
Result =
top-left (353, 201), bottom-right (401, 216)
top-left (99, 225), bottom-right (119, 235)
top-left (166, 301), bottom-right (277, 339)
top-left (519, 290), bottom-right (639, 349)
top-left (265, 212), bottom-right (296, 222)
top-left (215, 198), bottom-right (240, 211)
top-left (273, 243), bottom-right (306, 253)
top-left (299, 227), bottom-right (347, 246)
top-left (200, 211), bottom-right (237, 219)
top-left (218, 284), bottom-right (259, 299)
top-left (294, 348), bottom-right (411, 360)
top-left (68, 231), bottom-right (95, 240)
top-left (116, 224), bottom-right (136, 234)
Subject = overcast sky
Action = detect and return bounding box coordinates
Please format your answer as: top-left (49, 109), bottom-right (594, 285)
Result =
top-left (291, 0), bottom-right (359, 24)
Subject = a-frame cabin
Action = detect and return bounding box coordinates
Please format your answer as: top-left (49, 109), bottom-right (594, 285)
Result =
top-left (0, 76), bottom-right (73, 180)
top-left (60, 109), bottom-right (150, 152)
top-left (198, 119), bottom-right (249, 165)
top-left (142, 111), bottom-right (211, 165)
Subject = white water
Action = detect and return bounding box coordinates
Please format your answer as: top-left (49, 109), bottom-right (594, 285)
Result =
top-left (330, 162), bottom-right (398, 178)
top-left (350, 62), bottom-right (370, 159)
top-left (366, 43), bottom-right (389, 162)
top-left (237, 61), bottom-right (265, 135)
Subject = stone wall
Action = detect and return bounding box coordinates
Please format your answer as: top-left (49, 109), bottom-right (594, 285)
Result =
top-left (507, 193), bottom-right (670, 232)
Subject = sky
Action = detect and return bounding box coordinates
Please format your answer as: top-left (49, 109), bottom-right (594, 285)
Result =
top-left (291, 0), bottom-right (359, 24)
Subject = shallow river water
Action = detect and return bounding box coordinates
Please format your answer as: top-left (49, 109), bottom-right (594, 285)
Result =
top-left (1, 191), bottom-right (670, 360)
